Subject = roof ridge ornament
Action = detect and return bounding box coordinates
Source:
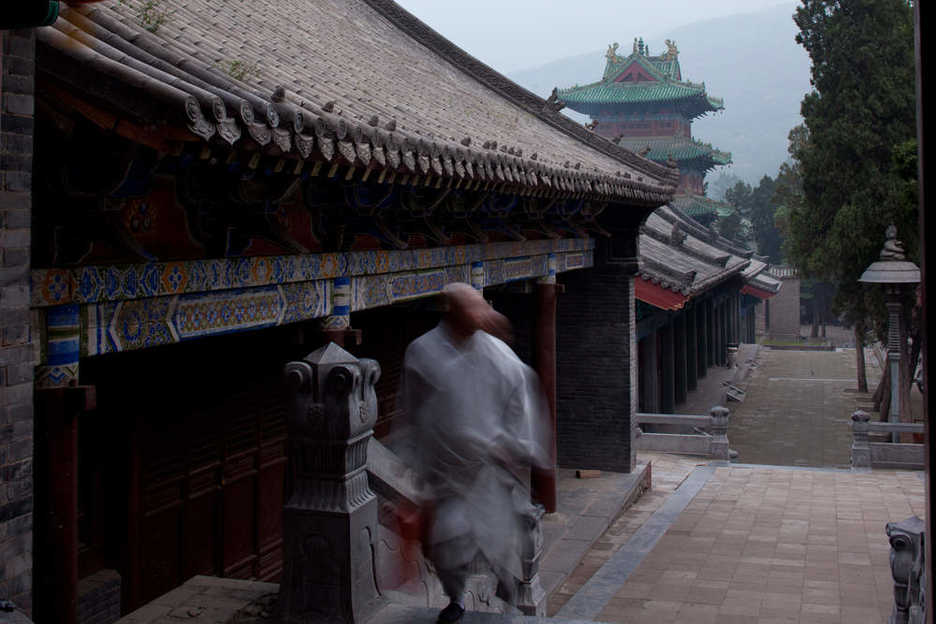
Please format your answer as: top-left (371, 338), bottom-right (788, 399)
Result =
top-left (543, 88), bottom-right (565, 113)
top-left (671, 222), bottom-right (687, 245)
top-left (664, 39), bottom-right (679, 61)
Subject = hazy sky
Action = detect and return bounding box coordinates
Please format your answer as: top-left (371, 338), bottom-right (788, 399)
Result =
top-left (395, 1), bottom-right (793, 73)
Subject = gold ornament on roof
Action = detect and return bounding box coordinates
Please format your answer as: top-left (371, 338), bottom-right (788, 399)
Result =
top-left (606, 42), bottom-right (621, 63)
top-left (664, 39), bottom-right (679, 60)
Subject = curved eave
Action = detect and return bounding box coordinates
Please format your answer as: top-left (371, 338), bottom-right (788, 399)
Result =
top-left (633, 151), bottom-right (733, 171)
top-left (558, 85), bottom-right (722, 118)
top-left (37, 4), bottom-right (682, 205)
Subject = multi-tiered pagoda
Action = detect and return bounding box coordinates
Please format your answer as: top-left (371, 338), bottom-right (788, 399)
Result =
top-left (557, 37), bottom-right (732, 224)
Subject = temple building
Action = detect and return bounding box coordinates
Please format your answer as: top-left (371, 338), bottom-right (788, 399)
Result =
top-left (554, 37), bottom-right (779, 414)
top-left (556, 37), bottom-right (734, 226)
top-left (1, 1), bottom-right (689, 621)
top-left (632, 205), bottom-right (780, 414)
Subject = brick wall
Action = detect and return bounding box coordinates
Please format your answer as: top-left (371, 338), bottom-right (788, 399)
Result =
top-left (0, 29), bottom-right (35, 615)
top-left (556, 246), bottom-right (637, 473)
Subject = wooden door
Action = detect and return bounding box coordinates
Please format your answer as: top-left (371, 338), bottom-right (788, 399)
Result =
top-left (133, 379), bottom-right (288, 608)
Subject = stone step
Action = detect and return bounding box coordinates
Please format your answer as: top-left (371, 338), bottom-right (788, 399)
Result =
top-left (373, 604), bottom-right (604, 624)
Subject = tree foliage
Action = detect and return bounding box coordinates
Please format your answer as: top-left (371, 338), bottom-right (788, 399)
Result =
top-left (787, 0), bottom-right (917, 332)
top-left (723, 177), bottom-right (785, 262)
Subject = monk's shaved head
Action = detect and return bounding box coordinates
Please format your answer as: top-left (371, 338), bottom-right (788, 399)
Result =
top-left (442, 282), bottom-right (512, 343)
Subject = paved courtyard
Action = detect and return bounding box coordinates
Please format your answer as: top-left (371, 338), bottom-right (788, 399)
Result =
top-left (588, 465), bottom-right (923, 624)
top-left (547, 346), bottom-right (922, 623)
top-left (727, 348), bottom-right (882, 468)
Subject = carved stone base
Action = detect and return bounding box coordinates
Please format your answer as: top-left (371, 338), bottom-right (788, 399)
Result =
top-left (281, 500), bottom-right (387, 623)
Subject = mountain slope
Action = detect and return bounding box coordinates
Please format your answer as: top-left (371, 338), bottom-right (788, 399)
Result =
top-left (508, 3), bottom-right (811, 184)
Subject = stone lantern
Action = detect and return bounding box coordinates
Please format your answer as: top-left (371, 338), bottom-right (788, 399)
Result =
top-left (859, 225), bottom-right (920, 442)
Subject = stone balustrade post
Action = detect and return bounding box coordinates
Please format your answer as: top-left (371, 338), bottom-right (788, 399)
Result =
top-left (280, 343), bottom-right (386, 624)
top-left (514, 504), bottom-right (547, 616)
top-left (886, 516), bottom-right (925, 624)
top-left (709, 406), bottom-right (730, 461)
top-left (851, 410), bottom-right (872, 470)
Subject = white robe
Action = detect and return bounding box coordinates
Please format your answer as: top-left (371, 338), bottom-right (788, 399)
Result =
top-left (397, 323), bottom-right (549, 579)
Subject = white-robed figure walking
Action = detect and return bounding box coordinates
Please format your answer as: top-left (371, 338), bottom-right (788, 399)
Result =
top-left (398, 283), bottom-right (549, 624)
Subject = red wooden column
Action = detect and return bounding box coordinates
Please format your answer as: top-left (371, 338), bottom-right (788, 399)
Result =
top-left (35, 385), bottom-right (95, 624)
top-left (532, 257), bottom-right (558, 513)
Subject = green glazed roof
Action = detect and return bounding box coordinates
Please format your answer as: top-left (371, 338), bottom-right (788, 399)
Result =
top-left (558, 82), bottom-right (722, 108)
top-left (617, 137), bottom-right (732, 167)
top-left (557, 40), bottom-right (724, 119)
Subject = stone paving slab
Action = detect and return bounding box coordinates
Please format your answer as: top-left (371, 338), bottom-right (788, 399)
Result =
top-left (556, 465), bottom-right (718, 620)
top-left (539, 464), bottom-right (651, 595)
top-left (546, 453), bottom-right (704, 616)
top-left (557, 463), bottom-right (924, 624)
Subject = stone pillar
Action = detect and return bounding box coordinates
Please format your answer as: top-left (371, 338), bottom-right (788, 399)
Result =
top-left (281, 343), bottom-right (386, 624)
top-left (885, 515), bottom-right (925, 624)
top-left (704, 301), bottom-right (710, 368)
top-left (734, 293), bottom-right (741, 344)
top-left (885, 285), bottom-right (908, 442)
top-left (516, 506), bottom-right (546, 617)
top-left (722, 302), bottom-right (729, 363)
top-left (709, 406), bottom-right (730, 461)
top-left (698, 302), bottom-right (708, 379)
top-left (660, 322), bottom-right (675, 414)
top-left (0, 28), bottom-right (36, 616)
top-left (686, 305), bottom-right (698, 391)
top-left (532, 256), bottom-right (557, 513)
top-left (713, 303), bottom-right (722, 367)
top-left (557, 236), bottom-right (640, 473)
top-left (850, 409), bottom-right (872, 470)
top-left (720, 302), bottom-right (728, 365)
top-left (674, 313), bottom-right (688, 405)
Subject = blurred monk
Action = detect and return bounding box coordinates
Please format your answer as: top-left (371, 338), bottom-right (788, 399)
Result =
top-left (398, 283), bottom-right (548, 624)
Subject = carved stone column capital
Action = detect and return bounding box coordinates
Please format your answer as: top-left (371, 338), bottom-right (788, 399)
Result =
top-left (886, 515), bottom-right (925, 624)
top-left (280, 343), bottom-right (386, 623)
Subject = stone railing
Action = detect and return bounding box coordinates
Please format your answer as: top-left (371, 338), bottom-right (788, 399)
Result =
top-left (636, 406), bottom-right (731, 460)
top-left (850, 410), bottom-right (925, 470)
top-left (767, 264), bottom-right (798, 279)
top-left (282, 343), bottom-right (546, 623)
top-left (887, 516), bottom-right (926, 624)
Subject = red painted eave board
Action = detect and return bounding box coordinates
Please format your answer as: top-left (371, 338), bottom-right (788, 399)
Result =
top-left (741, 284), bottom-right (777, 300)
top-left (635, 279), bottom-right (688, 310)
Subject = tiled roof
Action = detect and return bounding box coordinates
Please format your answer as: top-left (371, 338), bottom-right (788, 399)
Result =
top-left (637, 205), bottom-right (749, 296)
top-left (636, 202), bottom-right (780, 304)
top-left (38, 0), bottom-right (679, 203)
top-left (749, 272), bottom-right (782, 294)
top-left (557, 45), bottom-right (724, 119)
top-left (558, 82), bottom-right (723, 112)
